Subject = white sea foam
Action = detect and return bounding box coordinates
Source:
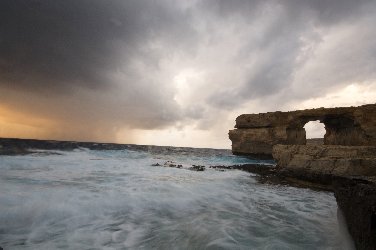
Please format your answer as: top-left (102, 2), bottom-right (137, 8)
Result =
top-left (0, 149), bottom-right (354, 249)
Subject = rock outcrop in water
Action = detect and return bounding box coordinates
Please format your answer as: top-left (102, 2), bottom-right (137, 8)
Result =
top-left (229, 104), bottom-right (376, 157)
top-left (230, 103), bottom-right (376, 250)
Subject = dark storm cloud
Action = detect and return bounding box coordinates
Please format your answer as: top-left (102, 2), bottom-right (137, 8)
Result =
top-left (0, 0), bottom-right (195, 92)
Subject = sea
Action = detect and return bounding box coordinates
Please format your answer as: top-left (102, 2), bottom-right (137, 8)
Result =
top-left (0, 146), bottom-right (354, 249)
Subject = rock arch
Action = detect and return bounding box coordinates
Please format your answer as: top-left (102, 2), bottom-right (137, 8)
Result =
top-left (229, 104), bottom-right (376, 156)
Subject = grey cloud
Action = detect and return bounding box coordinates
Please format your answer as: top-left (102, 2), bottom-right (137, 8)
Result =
top-left (206, 0), bottom-right (376, 110)
top-left (202, 0), bottom-right (373, 24)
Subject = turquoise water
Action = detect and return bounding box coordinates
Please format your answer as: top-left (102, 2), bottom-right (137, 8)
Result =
top-left (0, 148), bottom-right (353, 249)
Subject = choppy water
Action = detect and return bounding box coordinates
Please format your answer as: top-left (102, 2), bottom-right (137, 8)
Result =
top-left (0, 147), bottom-right (354, 249)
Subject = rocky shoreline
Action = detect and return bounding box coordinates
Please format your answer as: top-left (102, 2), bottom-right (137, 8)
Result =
top-left (229, 104), bottom-right (376, 250)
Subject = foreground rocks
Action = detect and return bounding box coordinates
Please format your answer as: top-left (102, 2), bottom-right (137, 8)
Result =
top-left (334, 177), bottom-right (376, 250)
top-left (150, 161), bottom-right (336, 191)
top-left (229, 104), bottom-right (376, 156)
top-left (151, 161), bottom-right (278, 175)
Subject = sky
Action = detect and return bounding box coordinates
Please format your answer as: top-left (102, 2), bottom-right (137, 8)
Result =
top-left (1, 0), bottom-right (376, 149)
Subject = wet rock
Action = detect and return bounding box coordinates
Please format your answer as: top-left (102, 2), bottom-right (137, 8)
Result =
top-left (209, 165), bottom-right (234, 170)
top-left (189, 165), bottom-right (205, 171)
top-left (151, 161), bottom-right (184, 169)
top-left (209, 164), bottom-right (276, 174)
top-left (164, 161), bottom-right (177, 168)
top-left (152, 162), bottom-right (182, 169)
top-left (334, 177), bottom-right (376, 250)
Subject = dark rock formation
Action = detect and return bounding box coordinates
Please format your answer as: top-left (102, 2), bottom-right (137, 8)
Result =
top-left (334, 177), bottom-right (376, 250)
top-left (189, 165), bottom-right (205, 171)
top-left (209, 164), bottom-right (276, 175)
top-left (163, 161), bottom-right (178, 168)
top-left (229, 104), bottom-right (376, 156)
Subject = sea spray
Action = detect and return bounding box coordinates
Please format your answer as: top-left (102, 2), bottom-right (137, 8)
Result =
top-left (0, 148), bottom-right (353, 249)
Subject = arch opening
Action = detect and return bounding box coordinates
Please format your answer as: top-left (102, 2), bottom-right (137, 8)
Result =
top-left (304, 120), bottom-right (325, 144)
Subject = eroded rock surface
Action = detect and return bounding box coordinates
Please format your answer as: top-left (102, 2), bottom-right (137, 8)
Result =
top-left (273, 145), bottom-right (376, 183)
top-left (229, 104), bottom-right (376, 156)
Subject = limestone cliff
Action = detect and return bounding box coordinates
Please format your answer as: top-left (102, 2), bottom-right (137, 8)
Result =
top-left (273, 144), bottom-right (376, 182)
top-left (229, 104), bottom-right (376, 156)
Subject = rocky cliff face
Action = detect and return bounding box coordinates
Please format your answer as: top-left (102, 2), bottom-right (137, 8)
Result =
top-left (273, 145), bottom-right (376, 182)
top-left (229, 127), bottom-right (288, 158)
top-left (229, 104), bottom-right (376, 156)
top-left (334, 178), bottom-right (376, 250)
